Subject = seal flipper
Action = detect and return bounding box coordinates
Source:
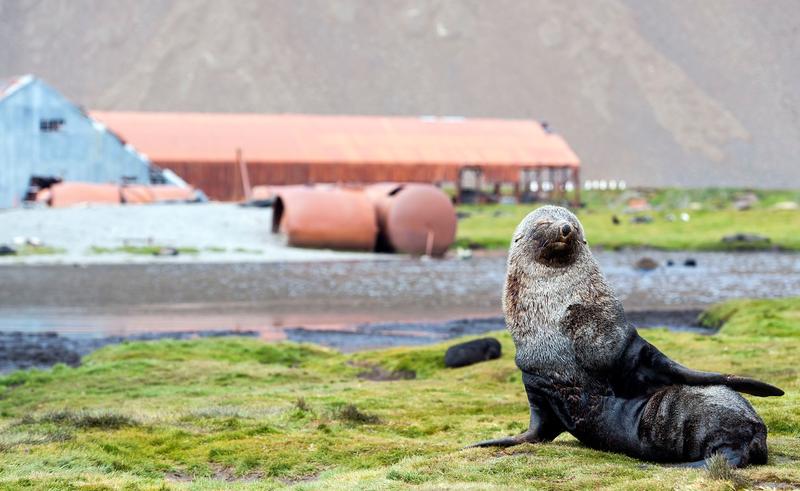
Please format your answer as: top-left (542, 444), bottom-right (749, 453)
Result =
top-left (467, 374), bottom-right (566, 448)
top-left (615, 332), bottom-right (784, 397)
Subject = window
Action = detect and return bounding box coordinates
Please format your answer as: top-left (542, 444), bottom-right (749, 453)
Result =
top-left (40, 118), bottom-right (65, 132)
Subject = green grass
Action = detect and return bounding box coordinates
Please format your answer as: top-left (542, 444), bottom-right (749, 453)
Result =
top-left (0, 298), bottom-right (798, 489)
top-left (233, 247), bottom-right (264, 254)
top-left (89, 245), bottom-right (200, 255)
top-left (204, 246), bottom-right (227, 253)
top-left (11, 245), bottom-right (65, 256)
top-left (455, 189), bottom-right (800, 250)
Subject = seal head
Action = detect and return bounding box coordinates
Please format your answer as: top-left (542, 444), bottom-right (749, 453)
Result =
top-left (511, 205), bottom-right (587, 268)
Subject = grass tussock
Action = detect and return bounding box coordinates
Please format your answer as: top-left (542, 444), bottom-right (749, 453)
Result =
top-left (20, 409), bottom-right (138, 429)
top-left (0, 298), bottom-right (797, 488)
top-left (294, 397), bottom-right (311, 412)
top-left (335, 404), bottom-right (381, 425)
top-left (706, 453), bottom-right (751, 490)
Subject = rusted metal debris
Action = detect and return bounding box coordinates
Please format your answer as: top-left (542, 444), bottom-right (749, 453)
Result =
top-left (272, 183), bottom-right (457, 256)
top-left (365, 183), bottom-right (456, 257)
top-left (35, 182), bottom-right (198, 207)
top-left (272, 186), bottom-right (378, 251)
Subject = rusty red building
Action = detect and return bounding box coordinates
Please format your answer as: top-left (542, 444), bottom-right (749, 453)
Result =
top-left (91, 112), bottom-right (581, 203)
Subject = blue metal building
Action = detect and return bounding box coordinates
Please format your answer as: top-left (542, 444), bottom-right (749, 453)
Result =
top-left (0, 75), bottom-right (155, 208)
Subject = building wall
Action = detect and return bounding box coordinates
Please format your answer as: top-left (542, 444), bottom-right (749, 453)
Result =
top-left (164, 160), bottom-right (567, 201)
top-left (0, 77), bottom-right (152, 208)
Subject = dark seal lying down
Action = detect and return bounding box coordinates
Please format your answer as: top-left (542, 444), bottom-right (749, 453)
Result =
top-left (445, 338), bottom-right (502, 368)
top-left (470, 206), bottom-right (783, 468)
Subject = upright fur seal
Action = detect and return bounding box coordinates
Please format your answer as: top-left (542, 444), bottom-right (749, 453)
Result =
top-left (471, 206), bottom-right (783, 467)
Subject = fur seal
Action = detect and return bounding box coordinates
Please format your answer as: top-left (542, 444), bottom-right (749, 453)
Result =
top-left (471, 205), bottom-right (783, 467)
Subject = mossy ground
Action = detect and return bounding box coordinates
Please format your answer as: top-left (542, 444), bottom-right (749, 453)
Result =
top-left (456, 189), bottom-right (800, 251)
top-left (11, 245), bottom-right (65, 256)
top-left (1, 298), bottom-right (798, 490)
top-left (89, 245), bottom-right (200, 255)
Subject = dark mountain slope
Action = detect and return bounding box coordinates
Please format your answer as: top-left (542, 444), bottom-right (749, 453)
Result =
top-left (2, 0), bottom-right (798, 186)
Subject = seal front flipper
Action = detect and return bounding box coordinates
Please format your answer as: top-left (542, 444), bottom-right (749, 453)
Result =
top-left (468, 376), bottom-right (566, 448)
top-left (616, 332), bottom-right (784, 397)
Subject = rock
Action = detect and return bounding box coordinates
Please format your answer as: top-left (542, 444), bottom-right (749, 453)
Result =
top-left (733, 192), bottom-right (759, 211)
top-left (0, 245), bottom-right (17, 256)
top-left (635, 257), bottom-right (659, 271)
top-left (684, 258), bottom-right (697, 267)
top-left (630, 215), bottom-right (654, 224)
top-left (153, 247), bottom-right (179, 256)
top-left (721, 233), bottom-right (771, 248)
top-left (666, 259), bottom-right (675, 267)
top-left (444, 337), bottom-right (502, 368)
top-left (456, 248), bottom-right (473, 260)
top-left (772, 201), bottom-right (799, 210)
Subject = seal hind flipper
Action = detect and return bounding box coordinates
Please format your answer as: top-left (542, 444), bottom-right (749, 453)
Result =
top-left (617, 333), bottom-right (784, 397)
top-left (720, 375), bottom-right (784, 397)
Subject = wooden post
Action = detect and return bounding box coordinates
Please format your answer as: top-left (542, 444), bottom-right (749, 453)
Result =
top-left (237, 148), bottom-right (252, 201)
top-left (455, 168), bottom-right (463, 204)
top-left (572, 167), bottom-right (581, 207)
top-left (536, 169), bottom-right (543, 202)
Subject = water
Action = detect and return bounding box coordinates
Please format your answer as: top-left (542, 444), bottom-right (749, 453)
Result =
top-left (1, 250), bottom-right (799, 339)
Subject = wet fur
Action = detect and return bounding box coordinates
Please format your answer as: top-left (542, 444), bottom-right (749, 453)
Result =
top-left (472, 206), bottom-right (782, 467)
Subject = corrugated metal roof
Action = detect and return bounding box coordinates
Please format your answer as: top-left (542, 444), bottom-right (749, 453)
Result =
top-left (0, 75), bottom-right (33, 101)
top-left (90, 111), bottom-right (580, 168)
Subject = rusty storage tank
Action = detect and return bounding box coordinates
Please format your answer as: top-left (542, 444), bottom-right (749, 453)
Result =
top-left (365, 183), bottom-right (456, 257)
top-left (121, 185), bottom-right (197, 204)
top-left (41, 182), bottom-right (122, 207)
top-left (272, 186), bottom-right (377, 251)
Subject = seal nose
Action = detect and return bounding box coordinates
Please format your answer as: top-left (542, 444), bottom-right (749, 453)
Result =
top-left (561, 223), bottom-right (572, 237)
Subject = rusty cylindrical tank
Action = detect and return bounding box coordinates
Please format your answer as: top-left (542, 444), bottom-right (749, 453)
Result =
top-left (272, 186), bottom-right (377, 251)
top-left (121, 185), bottom-right (197, 204)
top-left (365, 183), bottom-right (457, 257)
top-left (42, 182), bottom-right (121, 207)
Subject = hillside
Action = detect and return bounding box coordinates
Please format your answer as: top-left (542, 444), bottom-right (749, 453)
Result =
top-left (2, 0), bottom-right (799, 187)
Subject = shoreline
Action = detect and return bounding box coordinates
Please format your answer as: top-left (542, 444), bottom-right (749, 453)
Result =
top-left (2, 245), bottom-right (797, 267)
top-left (0, 309), bottom-right (708, 374)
